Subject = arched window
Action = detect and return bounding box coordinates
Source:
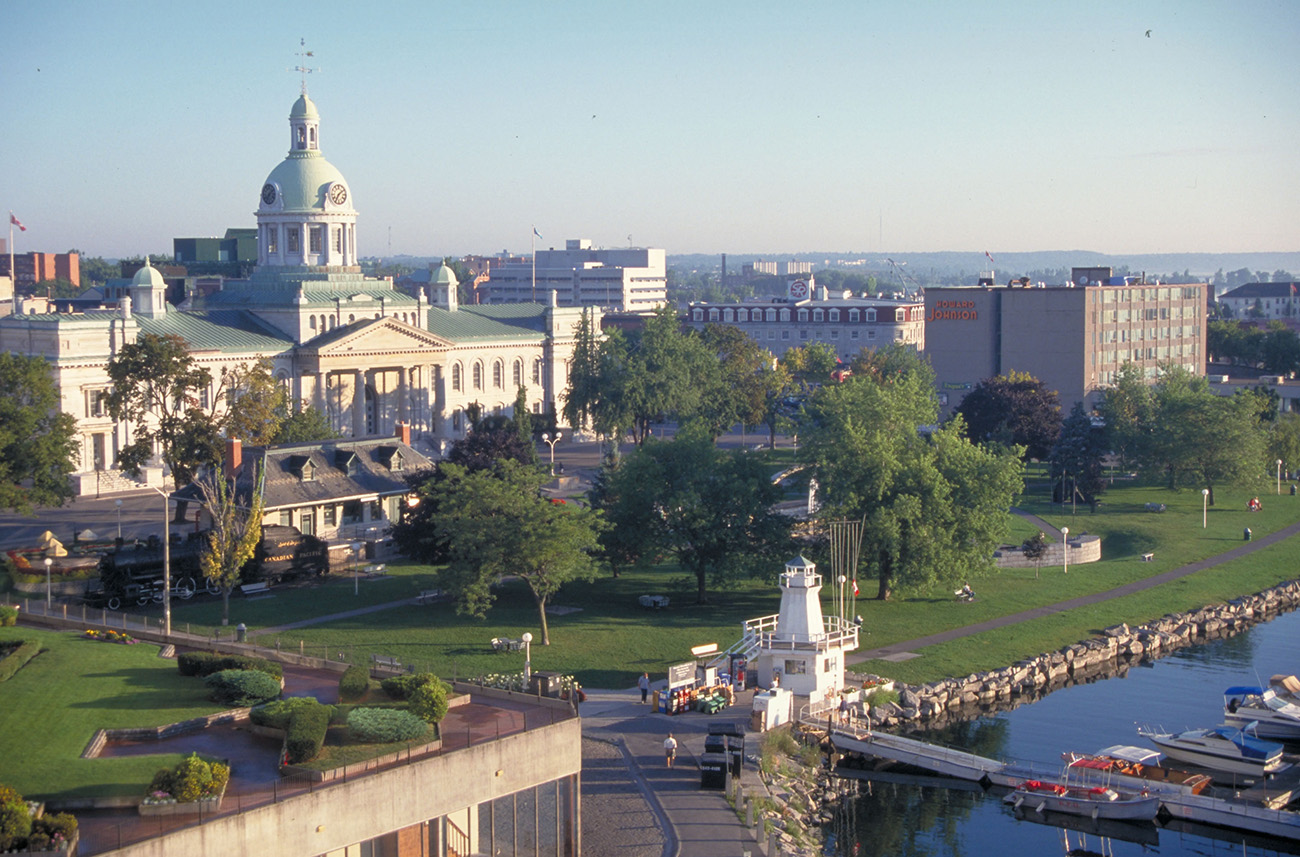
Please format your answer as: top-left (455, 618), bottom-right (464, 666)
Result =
top-left (493, 360), bottom-right (504, 389)
top-left (533, 359), bottom-right (543, 384)
top-left (452, 363), bottom-right (463, 392)
top-left (513, 359), bottom-right (523, 387)
top-left (328, 317), bottom-right (335, 329)
top-left (473, 362), bottom-right (484, 390)
top-left (309, 316), bottom-right (317, 330)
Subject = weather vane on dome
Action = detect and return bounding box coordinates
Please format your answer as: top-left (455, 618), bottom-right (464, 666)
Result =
top-left (290, 38), bottom-right (320, 96)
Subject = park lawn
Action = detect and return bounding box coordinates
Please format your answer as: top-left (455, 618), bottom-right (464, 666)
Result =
top-left (855, 534), bottom-right (1300, 685)
top-left (0, 626), bottom-right (227, 800)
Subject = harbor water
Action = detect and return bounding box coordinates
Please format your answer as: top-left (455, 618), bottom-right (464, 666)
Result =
top-left (838, 605), bottom-right (1300, 856)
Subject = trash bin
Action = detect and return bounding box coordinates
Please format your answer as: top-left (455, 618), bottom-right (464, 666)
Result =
top-left (699, 752), bottom-right (728, 789)
top-left (1244, 527), bottom-right (1252, 542)
top-left (1291, 484), bottom-right (1296, 496)
top-left (236, 623), bottom-right (247, 643)
top-left (704, 734), bottom-right (726, 755)
top-left (726, 735), bottom-right (745, 777)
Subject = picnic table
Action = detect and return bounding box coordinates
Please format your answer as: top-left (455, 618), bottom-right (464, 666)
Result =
top-left (638, 595), bottom-right (670, 610)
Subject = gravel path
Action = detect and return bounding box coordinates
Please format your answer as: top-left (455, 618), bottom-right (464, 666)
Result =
top-left (581, 738), bottom-right (666, 857)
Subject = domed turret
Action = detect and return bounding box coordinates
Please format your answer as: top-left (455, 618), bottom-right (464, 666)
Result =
top-left (130, 258), bottom-right (167, 318)
top-left (432, 263), bottom-right (459, 312)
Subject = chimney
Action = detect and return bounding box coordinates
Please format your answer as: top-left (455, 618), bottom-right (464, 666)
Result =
top-left (225, 438), bottom-right (242, 476)
top-left (395, 422), bottom-right (411, 446)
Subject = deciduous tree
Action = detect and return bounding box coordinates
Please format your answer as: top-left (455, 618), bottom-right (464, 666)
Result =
top-left (196, 463), bottom-right (265, 626)
top-left (272, 407), bottom-right (340, 444)
top-left (1048, 401), bottom-right (1108, 504)
top-left (220, 359), bottom-right (286, 446)
top-left (954, 370), bottom-right (1061, 460)
top-left (0, 353), bottom-right (78, 513)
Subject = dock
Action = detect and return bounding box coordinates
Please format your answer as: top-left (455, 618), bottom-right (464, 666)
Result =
top-left (828, 724), bottom-right (1300, 842)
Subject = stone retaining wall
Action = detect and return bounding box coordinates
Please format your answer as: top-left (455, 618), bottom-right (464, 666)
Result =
top-left (993, 534), bottom-right (1101, 569)
top-left (860, 578), bottom-right (1300, 732)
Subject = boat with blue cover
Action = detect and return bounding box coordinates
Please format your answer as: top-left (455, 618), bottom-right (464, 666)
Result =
top-left (1138, 722), bottom-right (1289, 778)
top-left (1223, 685), bottom-right (1300, 740)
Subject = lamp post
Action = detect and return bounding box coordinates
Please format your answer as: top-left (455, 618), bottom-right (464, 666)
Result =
top-left (541, 432), bottom-right (562, 476)
top-left (351, 541), bottom-right (362, 596)
top-left (521, 631), bottom-right (533, 684)
top-left (115, 499), bottom-right (123, 541)
top-left (149, 487), bottom-right (172, 635)
top-left (1202, 488), bottom-right (1210, 529)
top-left (1061, 527), bottom-right (1069, 574)
top-left (43, 556), bottom-right (52, 607)
top-left (1278, 459), bottom-right (1284, 495)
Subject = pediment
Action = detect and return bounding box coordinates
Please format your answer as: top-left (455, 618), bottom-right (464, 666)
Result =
top-left (303, 317), bottom-right (454, 357)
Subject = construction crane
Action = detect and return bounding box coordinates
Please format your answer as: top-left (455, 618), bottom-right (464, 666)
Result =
top-left (882, 258), bottom-right (923, 295)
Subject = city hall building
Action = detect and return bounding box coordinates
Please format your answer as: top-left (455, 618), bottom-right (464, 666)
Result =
top-left (925, 268), bottom-right (1207, 415)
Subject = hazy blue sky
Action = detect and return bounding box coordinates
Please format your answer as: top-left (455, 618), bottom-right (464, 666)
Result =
top-left (2, 1), bottom-right (1297, 259)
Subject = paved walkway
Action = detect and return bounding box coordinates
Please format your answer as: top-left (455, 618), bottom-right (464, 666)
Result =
top-left (849, 516), bottom-right (1300, 663)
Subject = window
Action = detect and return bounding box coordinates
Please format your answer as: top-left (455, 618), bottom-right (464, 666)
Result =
top-left (813, 309), bottom-right (824, 322)
top-left (452, 409), bottom-right (463, 431)
top-left (781, 330), bottom-right (790, 340)
top-left (895, 308), bottom-right (905, 322)
top-left (279, 510), bottom-right (292, 527)
top-left (309, 316), bottom-right (317, 331)
top-left (829, 309), bottom-right (840, 322)
top-left (692, 309), bottom-right (703, 321)
top-left (267, 228), bottom-right (277, 253)
top-left (452, 363), bottom-right (463, 392)
top-left (296, 127), bottom-right (306, 149)
top-left (765, 309), bottom-right (776, 321)
top-left (866, 309), bottom-right (877, 322)
top-left (513, 359), bottom-right (523, 387)
top-left (532, 359), bottom-right (543, 384)
top-left (324, 506), bottom-right (337, 527)
top-left (849, 309), bottom-right (859, 322)
top-left (800, 330), bottom-right (809, 340)
top-left (333, 227), bottom-right (342, 253)
top-left (473, 362), bottom-right (483, 390)
top-left (310, 227), bottom-right (322, 253)
top-left (493, 360), bottom-right (504, 389)
top-left (783, 659), bottom-right (807, 675)
top-left (708, 308), bottom-right (719, 321)
top-left (287, 228), bottom-right (300, 253)
top-left (723, 308), bottom-right (733, 322)
top-left (779, 309), bottom-right (790, 322)
top-left (88, 389), bottom-right (107, 418)
top-left (798, 309), bottom-right (809, 322)
top-left (300, 512), bottom-right (314, 536)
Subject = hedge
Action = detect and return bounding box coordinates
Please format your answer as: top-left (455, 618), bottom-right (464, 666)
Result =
top-left (339, 665), bottom-right (369, 701)
top-left (251, 697), bottom-right (330, 731)
top-left (381, 672), bottom-right (439, 700)
top-left (0, 641), bottom-right (41, 683)
top-left (178, 651), bottom-right (282, 680)
top-left (0, 605), bottom-right (17, 627)
top-left (204, 669), bottom-right (282, 706)
top-left (346, 707), bottom-right (428, 743)
top-left (285, 700), bottom-right (331, 764)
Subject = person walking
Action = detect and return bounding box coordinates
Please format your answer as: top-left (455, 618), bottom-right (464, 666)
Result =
top-left (638, 671), bottom-right (651, 704)
top-left (664, 733), bottom-right (678, 768)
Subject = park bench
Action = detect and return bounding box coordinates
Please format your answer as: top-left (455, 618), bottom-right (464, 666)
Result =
top-left (416, 588), bottom-right (444, 604)
top-left (638, 595), bottom-right (669, 610)
top-left (490, 637), bottom-right (524, 653)
top-left (364, 563), bottom-right (387, 577)
top-left (1141, 552), bottom-right (1155, 562)
top-left (239, 582), bottom-right (271, 597)
top-left (1143, 502), bottom-right (1167, 513)
top-left (371, 654), bottom-right (401, 672)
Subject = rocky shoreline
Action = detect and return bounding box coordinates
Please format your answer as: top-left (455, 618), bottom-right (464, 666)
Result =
top-left (858, 578), bottom-right (1300, 731)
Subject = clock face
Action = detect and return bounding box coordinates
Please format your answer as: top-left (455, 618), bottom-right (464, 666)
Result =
top-left (329, 183), bottom-right (348, 205)
top-left (261, 184), bottom-right (277, 205)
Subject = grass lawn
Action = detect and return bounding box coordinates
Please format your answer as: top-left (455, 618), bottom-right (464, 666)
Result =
top-left (0, 626), bottom-right (227, 800)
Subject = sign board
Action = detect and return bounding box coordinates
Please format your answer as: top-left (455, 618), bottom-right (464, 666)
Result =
top-left (690, 643), bottom-right (718, 658)
top-left (668, 661), bottom-right (696, 689)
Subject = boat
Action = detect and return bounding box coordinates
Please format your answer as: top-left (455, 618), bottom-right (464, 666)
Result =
top-left (1003, 779), bottom-right (1161, 821)
top-left (1062, 745), bottom-right (1212, 795)
top-left (1138, 723), bottom-right (1289, 778)
top-left (1224, 686), bottom-right (1300, 740)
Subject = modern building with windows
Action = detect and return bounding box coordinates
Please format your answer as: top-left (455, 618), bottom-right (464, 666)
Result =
top-left (925, 269), bottom-right (1207, 414)
top-left (686, 276), bottom-right (925, 361)
top-left (483, 239), bottom-right (666, 312)
top-left (0, 89), bottom-right (588, 494)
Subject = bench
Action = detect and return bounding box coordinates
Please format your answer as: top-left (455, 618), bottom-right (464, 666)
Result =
top-left (239, 582), bottom-right (271, 597)
top-left (490, 637), bottom-right (523, 653)
top-left (1144, 502), bottom-right (1167, 513)
top-left (371, 654), bottom-right (401, 671)
top-left (416, 588), bottom-right (444, 604)
top-left (1141, 552), bottom-right (1154, 562)
top-left (638, 595), bottom-right (670, 610)
top-left (364, 563), bottom-right (387, 577)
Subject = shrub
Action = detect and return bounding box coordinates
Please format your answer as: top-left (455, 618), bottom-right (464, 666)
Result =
top-left (347, 707), bottom-right (428, 743)
top-left (146, 754), bottom-right (227, 803)
top-left (0, 641), bottom-right (41, 683)
top-left (339, 665), bottom-right (370, 701)
top-left (285, 700), bottom-right (332, 764)
top-left (409, 678), bottom-right (451, 724)
top-left (204, 669), bottom-right (281, 706)
top-left (251, 697), bottom-right (328, 730)
top-left (177, 651), bottom-right (282, 680)
top-left (381, 672), bottom-right (438, 700)
top-left (0, 605), bottom-right (17, 626)
top-left (0, 799), bottom-right (31, 851)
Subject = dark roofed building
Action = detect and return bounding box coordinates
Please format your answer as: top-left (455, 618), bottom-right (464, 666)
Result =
top-left (1218, 281), bottom-right (1300, 321)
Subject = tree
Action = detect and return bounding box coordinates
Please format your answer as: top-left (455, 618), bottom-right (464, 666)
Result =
top-left (105, 333), bottom-right (218, 487)
top-left (196, 463), bottom-right (265, 626)
top-left (513, 385), bottom-right (533, 447)
top-left (619, 307), bottom-right (717, 444)
top-left (1048, 401), bottom-right (1108, 504)
top-left (1270, 413), bottom-right (1300, 480)
top-left (34, 278), bottom-right (81, 300)
top-left (0, 353), bottom-right (78, 513)
top-left (799, 370), bottom-right (1022, 600)
top-left (1021, 531), bottom-right (1048, 579)
top-left (592, 423), bottom-right (792, 603)
top-left (697, 325), bottom-right (775, 438)
top-left (954, 370), bottom-right (1061, 460)
top-left (756, 361), bottom-right (796, 449)
top-left (780, 342), bottom-right (840, 386)
top-left (220, 359), bottom-right (287, 446)
top-left (272, 407), bottom-right (340, 444)
top-left (427, 461), bottom-right (603, 644)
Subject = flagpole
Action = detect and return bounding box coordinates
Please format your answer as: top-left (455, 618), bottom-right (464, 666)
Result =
top-left (8, 219), bottom-right (14, 316)
top-left (531, 226), bottom-right (536, 303)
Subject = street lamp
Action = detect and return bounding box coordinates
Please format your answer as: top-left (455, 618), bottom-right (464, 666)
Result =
top-left (43, 556), bottom-right (52, 607)
top-left (521, 631), bottom-right (533, 684)
top-left (1061, 527), bottom-right (1069, 574)
top-left (149, 487), bottom-right (173, 635)
top-left (115, 499), bottom-right (123, 541)
top-left (351, 541), bottom-right (362, 596)
top-left (1278, 459), bottom-right (1284, 495)
top-left (541, 432), bottom-right (562, 476)
top-left (1202, 488), bottom-right (1210, 529)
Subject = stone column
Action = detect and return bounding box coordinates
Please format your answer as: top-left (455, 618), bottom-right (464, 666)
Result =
top-left (352, 369), bottom-right (366, 438)
top-left (398, 366), bottom-right (409, 428)
top-left (312, 371), bottom-right (327, 414)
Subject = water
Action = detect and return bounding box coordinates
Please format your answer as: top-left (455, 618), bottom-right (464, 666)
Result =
top-left (839, 607), bottom-right (1300, 856)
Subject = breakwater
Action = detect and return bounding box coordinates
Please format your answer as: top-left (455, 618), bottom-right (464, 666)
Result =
top-left (860, 579), bottom-right (1300, 732)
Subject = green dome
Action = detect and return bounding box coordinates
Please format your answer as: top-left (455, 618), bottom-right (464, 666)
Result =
top-left (433, 263), bottom-right (459, 287)
top-left (132, 260), bottom-right (165, 288)
top-left (290, 94), bottom-right (319, 119)
top-left (264, 155), bottom-right (350, 212)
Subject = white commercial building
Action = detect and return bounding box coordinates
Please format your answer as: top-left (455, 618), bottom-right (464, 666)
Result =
top-left (483, 239), bottom-right (666, 312)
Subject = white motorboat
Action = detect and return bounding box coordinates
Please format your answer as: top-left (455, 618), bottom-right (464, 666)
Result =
top-left (1138, 723), bottom-right (1288, 778)
top-left (1223, 685), bottom-right (1300, 740)
top-left (1062, 745), bottom-right (1212, 795)
top-left (1003, 779), bottom-right (1161, 821)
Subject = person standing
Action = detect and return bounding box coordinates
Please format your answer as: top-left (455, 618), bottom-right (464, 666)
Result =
top-left (664, 733), bottom-right (678, 768)
top-left (638, 672), bottom-right (651, 704)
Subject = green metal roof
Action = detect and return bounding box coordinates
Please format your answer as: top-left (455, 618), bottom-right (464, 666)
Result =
top-left (136, 310), bottom-right (294, 352)
top-left (425, 305), bottom-right (547, 341)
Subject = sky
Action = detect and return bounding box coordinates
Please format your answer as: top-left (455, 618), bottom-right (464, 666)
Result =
top-left (2, 1), bottom-right (1298, 260)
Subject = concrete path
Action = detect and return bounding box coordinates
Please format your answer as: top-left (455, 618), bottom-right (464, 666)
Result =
top-left (581, 686), bottom-right (767, 857)
top-left (849, 517), bottom-right (1300, 663)
top-left (248, 597), bottom-right (421, 637)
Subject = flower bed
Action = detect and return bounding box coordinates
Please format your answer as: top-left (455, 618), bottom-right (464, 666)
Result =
top-left (83, 629), bottom-right (139, 645)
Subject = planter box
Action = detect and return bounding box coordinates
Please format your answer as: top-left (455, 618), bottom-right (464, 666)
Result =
top-left (139, 786), bottom-right (225, 817)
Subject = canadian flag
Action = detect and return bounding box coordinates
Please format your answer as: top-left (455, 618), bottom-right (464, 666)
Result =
top-left (852, 579), bottom-right (859, 597)
top-left (9, 212), bottom-right (25, 232)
